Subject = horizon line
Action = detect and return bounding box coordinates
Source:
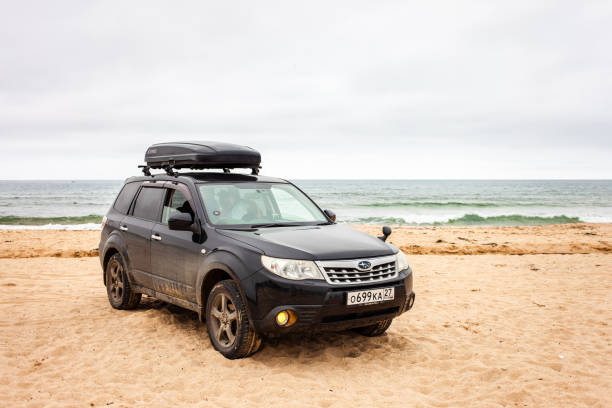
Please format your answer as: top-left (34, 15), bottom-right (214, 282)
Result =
top-left (1, 178), bottom-right (611, 182)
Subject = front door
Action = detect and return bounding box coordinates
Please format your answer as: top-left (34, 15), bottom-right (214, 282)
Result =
top-left (151, 185), bottom-right (202, 302)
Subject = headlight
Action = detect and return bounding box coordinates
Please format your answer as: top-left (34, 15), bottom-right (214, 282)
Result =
top-left (261, 255), bottom-right (324, 280)
top-left (396, 251), bottom-right (409, 272)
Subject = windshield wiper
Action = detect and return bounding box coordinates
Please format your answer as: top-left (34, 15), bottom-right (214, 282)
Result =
top-left (216, 226), bottom-right (256, 231)
top-left (250, 223), bottom-right (303, 229)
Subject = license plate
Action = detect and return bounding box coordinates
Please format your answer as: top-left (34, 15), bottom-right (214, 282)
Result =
top-left (346, 287), bottom-right (395, 306)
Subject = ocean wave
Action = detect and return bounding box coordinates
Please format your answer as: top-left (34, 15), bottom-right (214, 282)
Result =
top-left (353, 213), bottom-right (583, 226)
top-left (0, 223), bottom-right (101, 230)
top-left (359, 201), bottom-right (531, 208)
top-left (0, 213), bottom-right (587, 227)
top-left (353, 217), bottom-right (409, 225)
top-left (0, 214), bottom-right (103, 225)
top-left (436, 214), bottom-right (582, 226)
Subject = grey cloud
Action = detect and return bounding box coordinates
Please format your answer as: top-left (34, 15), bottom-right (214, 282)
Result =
top-left (1, 0), bottom-right (611, 179)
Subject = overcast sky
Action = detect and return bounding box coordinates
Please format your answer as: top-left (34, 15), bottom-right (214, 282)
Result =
top-left (1, 1), bottom-right (611, 179)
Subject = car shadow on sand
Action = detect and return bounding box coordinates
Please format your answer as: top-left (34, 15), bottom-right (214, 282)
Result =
top-left (134, 295), bottom-right (202, 328)
top-left (253, 330), bottom-right (416, 364)
top-left (135, 296), bottom-right (417, 363)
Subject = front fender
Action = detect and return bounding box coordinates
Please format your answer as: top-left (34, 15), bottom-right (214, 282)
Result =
top-left (195, 248), bottom-right (262, 323)
top-left (196, 250), bottom-right (255, 303)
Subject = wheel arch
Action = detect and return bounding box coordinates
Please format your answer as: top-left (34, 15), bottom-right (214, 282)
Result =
top-left (102, 248), bottom-right (119, 286)
top-left (196, 250), bottom-right (253, 323)
top-left (100, 233), bottom-right (131, 286)
top-left (200, 268), bottom-right (233, 314)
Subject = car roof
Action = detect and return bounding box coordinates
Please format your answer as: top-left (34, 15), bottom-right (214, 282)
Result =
top-left (124, 171), bottom-right (288, 185)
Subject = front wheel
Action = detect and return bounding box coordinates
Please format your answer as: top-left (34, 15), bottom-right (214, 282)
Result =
top-left (206, 280), bottom-right (262, 359)
top-left (354, 319), bottom-right (393, 336)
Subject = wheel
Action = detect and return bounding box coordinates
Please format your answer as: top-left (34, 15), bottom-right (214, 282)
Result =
top-left (206, 280), bottom-right (262, 359)
top-left (106, 253), bottom-right (141, 310)
top-left (354, 319), bottom-right (393, 337)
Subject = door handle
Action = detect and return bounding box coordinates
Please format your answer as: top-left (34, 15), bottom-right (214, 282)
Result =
top-left (119, 226), bottom-right (128, 232)
top-left (151, 234), bottom-right (162, 241)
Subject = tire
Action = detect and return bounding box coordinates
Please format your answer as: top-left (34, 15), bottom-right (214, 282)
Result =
top-left (206, 280), bottom-right (262, 359)
top-left (354, 319), bottom-right (393, 337)
top-left (105, 253), bottom-right (141, 310)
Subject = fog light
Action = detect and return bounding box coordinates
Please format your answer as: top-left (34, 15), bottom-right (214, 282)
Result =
top-left (276, 311), bottom-right (289, 326)
top-left (406, 293), bottom-right (416, 310)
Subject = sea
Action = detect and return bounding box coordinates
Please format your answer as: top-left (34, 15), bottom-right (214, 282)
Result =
top-left (0, 179), bottom-right (611, 229)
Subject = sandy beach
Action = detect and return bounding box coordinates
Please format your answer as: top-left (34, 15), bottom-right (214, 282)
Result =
top-left (1, 224), bottom-right (611, 407)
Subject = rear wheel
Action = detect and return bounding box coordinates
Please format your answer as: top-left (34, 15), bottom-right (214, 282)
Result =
top-left (206, 280), bottom-right (262, 359)
top-left (106, 253), bottom-right (141, 310)
top-left (354, 319), bottom-right (393, 336)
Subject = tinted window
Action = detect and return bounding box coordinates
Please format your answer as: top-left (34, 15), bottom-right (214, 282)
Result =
top-left (162, 189), bottom-right (194, 224)
top-left (132, 187), bottom-right (165, 221)
top-left (113, 182), bottom-right (141, 214)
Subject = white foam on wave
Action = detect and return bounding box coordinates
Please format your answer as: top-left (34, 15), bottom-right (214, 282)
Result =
top-left (0, 223), bottom-right (102, 230)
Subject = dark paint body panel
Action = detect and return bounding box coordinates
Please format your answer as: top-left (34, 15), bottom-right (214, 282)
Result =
top-left (99, 172), bottom-right (414, 336)
top-left (246, 269), bottom-right (414, 336)
top-left (151, 224), bottom-right (202, 302)
top-left (217, 224), bottom-right (395, 260)
top-left (121, 216), bottom-right (153, 285)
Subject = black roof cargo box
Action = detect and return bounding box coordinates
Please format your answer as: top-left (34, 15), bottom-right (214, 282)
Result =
top-left (144, 141), bottom-right (261, 172)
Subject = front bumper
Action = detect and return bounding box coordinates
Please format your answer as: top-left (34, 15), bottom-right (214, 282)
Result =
top-left (242, 267), bottom-right (414, 337)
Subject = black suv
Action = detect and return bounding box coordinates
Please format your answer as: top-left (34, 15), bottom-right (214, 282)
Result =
top-left (99, 142), bottom-right (415, 359)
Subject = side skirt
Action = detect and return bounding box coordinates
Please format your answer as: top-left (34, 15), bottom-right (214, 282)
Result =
top-left (132, 283), bottom-right (200, 313)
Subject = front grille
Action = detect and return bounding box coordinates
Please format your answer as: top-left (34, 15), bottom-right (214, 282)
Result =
top-left (316, 255), bottom-right (398, 285)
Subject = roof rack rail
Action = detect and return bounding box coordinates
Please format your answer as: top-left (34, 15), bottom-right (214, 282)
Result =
top-left (138, 165), bottom-right (152, 176)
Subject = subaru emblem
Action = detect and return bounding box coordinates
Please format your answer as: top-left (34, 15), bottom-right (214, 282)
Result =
top-left (357, 260), bottom-right (372, 271)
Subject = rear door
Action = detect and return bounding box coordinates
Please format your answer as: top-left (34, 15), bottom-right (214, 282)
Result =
top-left (151, 184), bottom-right (202, 302)
top-left (122, 183), bottom-right (165, 289)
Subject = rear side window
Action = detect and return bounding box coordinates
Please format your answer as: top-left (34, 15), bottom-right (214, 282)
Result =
top-left (132, 187), bottom-right (165, 221)
top-left (113, 182), bottom-right (141, 214)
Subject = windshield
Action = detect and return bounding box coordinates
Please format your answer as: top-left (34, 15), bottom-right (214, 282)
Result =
top-left (198, 182), bottom-right (328, 227)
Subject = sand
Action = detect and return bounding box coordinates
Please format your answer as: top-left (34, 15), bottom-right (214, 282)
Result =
top-left (1, 223), bottom-right (610, 259)
top-left (356, 223), bottom-right (612, 255)
top-left (0, 225), bottom-right (611, 407)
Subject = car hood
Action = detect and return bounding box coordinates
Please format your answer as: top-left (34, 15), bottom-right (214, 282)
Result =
top-left (216, 224), bottom-right (396, 260)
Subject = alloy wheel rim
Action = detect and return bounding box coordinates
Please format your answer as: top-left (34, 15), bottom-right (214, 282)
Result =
top-left (109, 261), bottom-right (124, 301)
top-left (210, 293), bottom-right (237, 348)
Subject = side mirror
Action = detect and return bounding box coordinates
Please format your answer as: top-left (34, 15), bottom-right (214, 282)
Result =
top-left (324, 209), bottom-right (336, 222)
top-left (168, 213), bottom-right (194, 231)
top-left (378, 226), bottom-right (392, 242)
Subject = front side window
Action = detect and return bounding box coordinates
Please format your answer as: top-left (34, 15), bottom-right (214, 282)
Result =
top-left (162, 189), bottom-right (194, 224)
top-left (132, 187), bottom-right (165, 221)
top-left (198, 183), bottom-right (327, 226)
